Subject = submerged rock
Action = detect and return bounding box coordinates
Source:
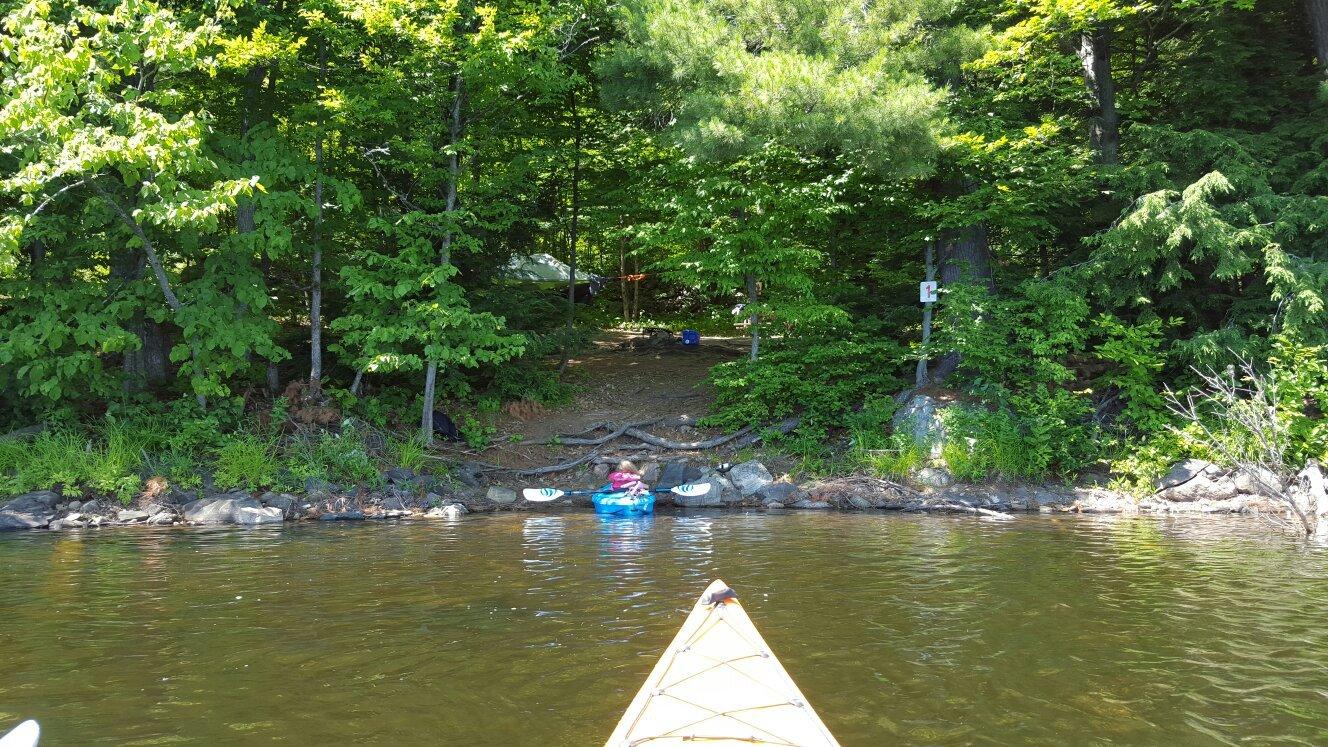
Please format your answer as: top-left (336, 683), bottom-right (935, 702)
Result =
top-left (318, 511), bottom-right (366, 521)
top-left (426, 504), bottom-right (467, 519)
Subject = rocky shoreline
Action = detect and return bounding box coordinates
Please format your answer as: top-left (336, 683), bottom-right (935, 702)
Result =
top-left (0, 457), bottom-right (1298, 533)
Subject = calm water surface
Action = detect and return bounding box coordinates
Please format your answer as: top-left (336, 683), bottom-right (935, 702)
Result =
top-left (2, 512), bottom-right (1327, 745)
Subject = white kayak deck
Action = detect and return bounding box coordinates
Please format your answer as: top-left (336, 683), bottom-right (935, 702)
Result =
top-left (605, 579), bottom-right (840, 747)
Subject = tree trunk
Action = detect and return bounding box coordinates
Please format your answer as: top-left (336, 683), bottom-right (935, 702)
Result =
top-left (745, 273), bottom-right (759, 361)
top-left (97, 182), bottom-right (206, 406)
top-left (421, 72), bottom-right (464, 444)
top-left (930, 222), bottom-right (995, 383)
top-left (237, 61), bottom-right (281, 396)
top-left (1307, 0), bottom-right (1328, 77)
top-left (916, 240), bottom-right (936, 388)
top-left (1078, 26), bottom-right (1120, 165)
top-left (619, 235), bottom-right (630, 323)
top-left (309, 40), bottom-right (327, 388)
top-left (561, 88), bottom-right (582, 372)
top-left (630, 256), bottom-right (641, 322)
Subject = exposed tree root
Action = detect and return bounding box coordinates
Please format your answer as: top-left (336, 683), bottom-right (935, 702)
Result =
top-left (545, 419), bottom-right (661, 446)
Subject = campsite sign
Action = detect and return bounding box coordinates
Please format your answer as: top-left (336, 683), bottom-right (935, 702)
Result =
top-left (919, 281), bottom-right (938, 304)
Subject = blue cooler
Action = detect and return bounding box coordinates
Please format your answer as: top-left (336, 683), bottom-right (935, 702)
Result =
top-left (681, 329), bottom-right (700, 347)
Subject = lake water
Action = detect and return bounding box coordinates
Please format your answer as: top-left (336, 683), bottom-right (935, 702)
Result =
top-left (2, 512), bottom-right (1327, 745)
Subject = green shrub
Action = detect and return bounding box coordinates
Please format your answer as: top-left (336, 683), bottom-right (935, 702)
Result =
top-left (705, 321), bottom-right (907, 432)
top-left (940, 399), bottom-right (1098, 481)
top-left (213, 433), bottom-right (279, 490)
top-left (390, 434), bottom-right (429, 473)
top-left (858, 431), bottom-right (928, 479)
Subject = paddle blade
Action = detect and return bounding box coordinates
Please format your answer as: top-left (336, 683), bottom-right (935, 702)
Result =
top-left (522, 488), bottom-right (564, 502)
top-left (0, 720), bottom-right (39, 747)
top-left (669, 483), bottom-right (711, 498)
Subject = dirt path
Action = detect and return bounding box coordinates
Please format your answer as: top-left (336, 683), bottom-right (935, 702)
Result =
top-left (436, 329), bottom-right (748, 472)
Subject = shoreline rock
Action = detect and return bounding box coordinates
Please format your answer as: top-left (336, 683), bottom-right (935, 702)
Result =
top-left (0, 454), bottom-right (1306, 533)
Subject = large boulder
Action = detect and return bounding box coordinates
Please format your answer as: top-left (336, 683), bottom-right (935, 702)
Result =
top-left (912, 467), bottom-right (953, 489)
top-left (657, 461), bottom-right (704, 490)
top-left (1153, 460), bottom-right (1238, 503)
top-left (1233, 467), bottom-right (1286, 496)
top-left (726, 461), bottom-right (773, 496)
top-left (234, 505), bottom-right (284, 525)
top-left (892, 394), bottom-right (945, 450)
top-left (0, 491), bottom-right (58, 530)
top-left (182, 496), bottom-right (283, 525)
top-left (385, 467), bottom-right (415, 484)
top-left (677, 470), bottom-right (731, 507)
top-left (486, 486), bottom-right (518, 505)
top-left (259, 492), bottom-right (299, 518)
top-left (755, 482), bottom-right (809, 506)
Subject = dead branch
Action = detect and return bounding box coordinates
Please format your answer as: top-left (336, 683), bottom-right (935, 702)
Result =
top-left (923, 500), bottom-right (1016, 521)
top-left (1163, 356), bottom-right (1312, 533)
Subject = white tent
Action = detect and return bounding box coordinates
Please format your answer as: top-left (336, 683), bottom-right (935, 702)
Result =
top-left (505, 253), bottom-right (604, 285)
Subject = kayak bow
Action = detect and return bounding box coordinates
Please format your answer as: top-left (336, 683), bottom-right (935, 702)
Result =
top-left (606, 579), bottom-right (839, 747)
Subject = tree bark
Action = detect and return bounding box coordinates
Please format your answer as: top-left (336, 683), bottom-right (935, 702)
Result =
top-left (96, 182), bottom-right (206, 406)
top-left (930, 222), bottom-right (995, 383)
top-left (1307, 0), bottom-right (1328, 77)
top-left (561, 87), bottom-right (582, 372)
top-left (745, 272), bottom-right (759, 361)
top-left (309, 40), bottom-right (327, 388)
top-left (1078, 26), bottom-right (1120, 165)
top-left (421, 72), bottom-right (464, 444)
top-left (619, 235), bottom-right (630, 322)
top-left (237, 61), bottom-right (282, 395)
top-left (916, 240), bottom-right (935, 388)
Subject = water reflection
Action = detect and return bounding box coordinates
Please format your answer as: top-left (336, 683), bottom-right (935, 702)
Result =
top-left (2, 513), bottom-right (1327, 745)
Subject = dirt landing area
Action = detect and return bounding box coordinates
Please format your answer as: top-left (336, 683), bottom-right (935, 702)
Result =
top-left (439, 329), bottom-right (749, 473)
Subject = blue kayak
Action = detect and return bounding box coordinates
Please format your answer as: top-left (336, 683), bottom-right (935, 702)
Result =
top-left (591, 485), bottom-right (657, 515)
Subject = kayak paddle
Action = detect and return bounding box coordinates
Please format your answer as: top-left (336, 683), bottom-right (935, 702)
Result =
top-left (521, 483), bottom-right (711, 502)
top-left (0, 720), bottom-right (39, 747)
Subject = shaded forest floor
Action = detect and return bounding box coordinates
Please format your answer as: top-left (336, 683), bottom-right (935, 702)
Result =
top-left (433, 329), bottom-right (750, 473)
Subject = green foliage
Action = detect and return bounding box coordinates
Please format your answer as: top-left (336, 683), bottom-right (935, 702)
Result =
top-left (1092, 314), bottom-right (1173, 433)
top-left (704, 323), bottom-right (908, 431)
top-left (940, 401), bottom-right (1098, 481)
top-left (937, 279), bottom-right (1091, 400)
top-left (390, 434), bottom-right (428, 473)
top-left (282, 425), bottom-right (382, 489)
top-left (856, 430), bottom-right (928, 480)
top-left (0, 424), bottom-right (148, 504)
top-left (1270, 336), bottom-right (1328, 465)
top-left (213, 432), bottom-right (279, 491)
